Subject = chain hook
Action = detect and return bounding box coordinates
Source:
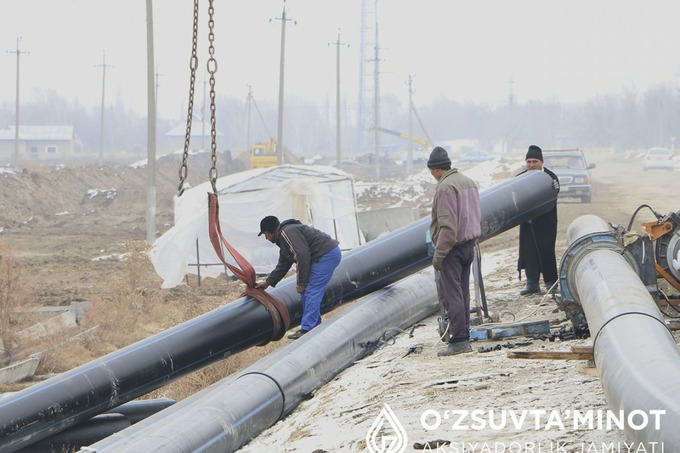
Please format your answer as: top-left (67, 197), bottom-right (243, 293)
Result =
top-left (177, 0), bottom-right (200, 197)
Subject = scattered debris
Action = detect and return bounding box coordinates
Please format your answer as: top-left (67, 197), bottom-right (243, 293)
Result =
top-left (533, 324), bottom-right (590, 341)
top-left (477, 341), bottom-right (533, 353)
top-left (402, 345), bottom-right (423, 358)
top-left (413, 439), bottom-right (451, 449)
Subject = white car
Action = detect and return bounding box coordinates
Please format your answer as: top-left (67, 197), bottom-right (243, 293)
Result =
top-left (643, 147), bottom-right (674, 171)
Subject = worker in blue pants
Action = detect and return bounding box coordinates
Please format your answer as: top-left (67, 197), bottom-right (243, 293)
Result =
top-left (255, 215), bottom-right (341, 339)
top-left (299, 246), bottom-right (342, 331)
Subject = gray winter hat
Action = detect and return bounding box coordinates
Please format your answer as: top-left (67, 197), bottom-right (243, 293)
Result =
top-left (427, 146), bottom-right (452, 169)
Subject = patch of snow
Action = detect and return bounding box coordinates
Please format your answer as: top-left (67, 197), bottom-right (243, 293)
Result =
top-left (87, 189), bottom-right (118, 200)
top-left (91, 253), bottom-right (129, 262)
top-left (55, 211), bottom-right (69, 216)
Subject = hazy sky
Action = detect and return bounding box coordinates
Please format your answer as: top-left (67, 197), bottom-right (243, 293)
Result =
top-left (2, 0), bottom-right (680, 120)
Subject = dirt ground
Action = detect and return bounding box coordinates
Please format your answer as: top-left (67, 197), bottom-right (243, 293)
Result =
top-left (0, 148), bottom-right (678, 450)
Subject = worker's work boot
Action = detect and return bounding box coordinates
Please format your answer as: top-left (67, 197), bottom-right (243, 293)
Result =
top-left (437, 340), bottom-right (472, 357)
top-left (287, 329), bottom-right (308, 340)
top-left (520, 279), bottom-right (541, 296)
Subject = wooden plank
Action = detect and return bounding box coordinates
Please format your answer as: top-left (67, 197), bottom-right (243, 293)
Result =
top-left (666, 320), bottom-right (680, 331)
top-left (507, 350), bottom-right (594, 360)
top-left (570, 345), bottom-right (593, 354)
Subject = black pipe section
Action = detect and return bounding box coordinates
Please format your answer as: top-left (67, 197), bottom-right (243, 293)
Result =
top-left (16, 414), bottom-right (131, 453)
top-left (0, 170), bottom-right (556, 453)
top-left (14, 399), bottom-right (175, 453)
top-left (101, 398), bottom-right (175, 425)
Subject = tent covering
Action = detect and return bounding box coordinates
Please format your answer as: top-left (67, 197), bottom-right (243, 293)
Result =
top-left (150, 165), bottom-right (362, 288)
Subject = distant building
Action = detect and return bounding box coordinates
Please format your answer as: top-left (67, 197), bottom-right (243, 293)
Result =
top-left (0, 126), bottom-right (79, 164)
top-left (163, 118), bottom-right (223, 154)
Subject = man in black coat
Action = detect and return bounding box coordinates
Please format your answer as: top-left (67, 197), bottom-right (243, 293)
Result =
top-left (517, 145), bottom-right (560, 295)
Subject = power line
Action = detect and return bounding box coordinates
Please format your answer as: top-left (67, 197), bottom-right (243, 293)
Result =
top-left (94, 50), bottom-right (114, 167)
top-left (6, 37), bottom-right (29, 166)
top-left (271, 0), bottom-right (296, 166)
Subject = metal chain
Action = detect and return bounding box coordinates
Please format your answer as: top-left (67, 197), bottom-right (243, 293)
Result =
top-left (177, 0), bottom-right (200, 197)
top-left (207, 0), bottom-right (219, 194)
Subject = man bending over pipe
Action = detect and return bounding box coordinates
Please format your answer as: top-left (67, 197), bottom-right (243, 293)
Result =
top-left (255, 215), bottom-right (341, 339)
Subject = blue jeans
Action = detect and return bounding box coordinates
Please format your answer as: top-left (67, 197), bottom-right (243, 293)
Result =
top-left (300, 246), bottom-right (341, 331)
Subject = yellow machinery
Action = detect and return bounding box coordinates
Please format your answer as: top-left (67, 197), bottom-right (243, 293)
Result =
top-left (250, 138), bottom-right (277, 169)
top-left (370, 126), bottom-right (430, 151)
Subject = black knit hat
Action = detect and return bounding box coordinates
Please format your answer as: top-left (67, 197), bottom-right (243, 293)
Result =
top-left (427, 146), bottom-right (452, 169)
top-left (525, 145), bottom-right (543, 162)
top-left (258, 215), bottom-right (280, 236)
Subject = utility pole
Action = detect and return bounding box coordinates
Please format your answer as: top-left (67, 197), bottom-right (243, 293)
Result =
top-left (407, 74), bottom-right (414, 176)
top-left (507, 75), bottom-right (514, 154)
top-left (7, 37), bottom-right (28, 167)
top-left (146, 0), bottom-right (157, 243)
top-left (155, 65), bottom-right (164, 113)
top-left (372, 1), bottom-right (381, 179)
top-left (95, 51), bottom-right (113, 167)
top-left (272, 0), bottom-right (295, 166)
top-left (246, 85), bottom-right (253, 152)
top-left (330, 30), bottom-right (348, 171)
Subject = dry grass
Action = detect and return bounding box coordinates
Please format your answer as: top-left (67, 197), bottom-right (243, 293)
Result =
top-left (0, 241), bottom-right (31, 362)
top-left (147, 342), bottom-right (282, 402)
top-left (81, 240), bottom-right (173, 354)
top-left (26, 239), bottom-right (287, 401)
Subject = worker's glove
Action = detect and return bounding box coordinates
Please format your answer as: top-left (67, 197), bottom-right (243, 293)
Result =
top-left (552, 178), bottom-right (560, 191)
top-left (673, 250), bottom-right (680, 271)
top-left (296, 284), bottom-right (305, 294)
top-left (255, 281), bottom-right (270, 290)
top-left (432, 254), bottom-right (444, 272)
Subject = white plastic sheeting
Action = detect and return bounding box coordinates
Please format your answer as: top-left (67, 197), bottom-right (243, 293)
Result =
top-left (150, 165), bottom-right (362, 288)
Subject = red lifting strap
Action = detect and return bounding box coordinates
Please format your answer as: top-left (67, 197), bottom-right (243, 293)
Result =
top-left (207, 193), bottom-right (291, 343)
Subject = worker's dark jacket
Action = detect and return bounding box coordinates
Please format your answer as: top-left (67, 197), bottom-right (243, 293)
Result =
top-left (516, 167), bottom-right (560, 281)
top-left (265, 219), bottom-right (340, 288)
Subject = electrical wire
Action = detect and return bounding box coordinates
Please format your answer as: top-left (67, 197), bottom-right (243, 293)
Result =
top-left (626, 204), bottom-right (663, 231)
top-left (659, 290), bottom-right (680, 318)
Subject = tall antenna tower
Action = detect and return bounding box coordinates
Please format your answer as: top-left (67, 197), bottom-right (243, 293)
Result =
top-left (357, 0), bottom-right (378, 155)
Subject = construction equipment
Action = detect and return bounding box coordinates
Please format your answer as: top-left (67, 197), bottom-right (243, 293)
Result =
top-left (369, 126), bottom-right (430, 153)
top-left (556, 207), bottom-right (680, 334)
top-left (642, 209), bottom-right (680, 291)
top-left (250, 137), bottom-right (277, 169)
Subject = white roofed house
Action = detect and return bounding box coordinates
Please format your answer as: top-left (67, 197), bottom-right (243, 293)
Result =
top-left (162, 118), bottom-right (222, 155)
top-left (0, 125), bottom-right (78, 164)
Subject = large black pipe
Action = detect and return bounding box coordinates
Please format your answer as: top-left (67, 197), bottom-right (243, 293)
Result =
top-left (15, 398), bottom-right (175, 453)
top-left (0, 170), bottom-right (556, 452)
top-left (87, 270), bottom-right (440, 452)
